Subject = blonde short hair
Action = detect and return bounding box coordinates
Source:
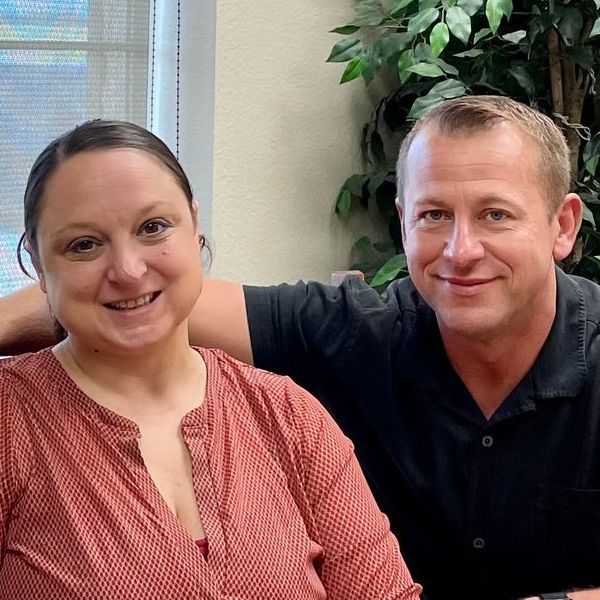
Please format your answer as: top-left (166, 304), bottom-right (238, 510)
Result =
top-left (396, 95), bottom-right (571, 213)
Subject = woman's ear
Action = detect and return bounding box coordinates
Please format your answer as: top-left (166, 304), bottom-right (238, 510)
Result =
top-left (190, 201), bottom-right (200, 235)
top-left (25, 240), bottom-right (47, 293)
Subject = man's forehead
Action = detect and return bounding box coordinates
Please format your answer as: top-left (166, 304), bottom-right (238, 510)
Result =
top-left (406, 122), bottom-right (531, 168)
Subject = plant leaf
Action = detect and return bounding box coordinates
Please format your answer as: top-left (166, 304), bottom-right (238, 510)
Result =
top-left (435, 58), bottom-right (459, 75)
top-left (430, 22), bottom-right (450, 57)
top-left (362, 47), bottom-right (383, 84)
top-left (408, 90), bottom-right (445, 118)
top-left (340, 56), bottom-right (365, 84)
top-left (407, 62), bottom-right (445, 77)
top-left (352, 1), bottom-right (385, 26)
top-left (558, 7), bottom-right (583, 42)
top-left (498, 0), bottom-right (512, 19)
top-left (414, 41), bottom-right (435, 62)
top-left (508, 65), bottom-right (535, 96)
top-left (419, 0), bottom-right (440, 9)
top-left (373, 32), bottom-right (414, 61)
top-left (390, 0), bottom-right (413, 13)
top-left (327, 38), bottom-right (362, 62)
top-left (407, 8), bottom-right (440, 35)
top-left (473, 27), bottom-right (492, 43)
top-left (566, 45), bottom-right (594, 70)
top-left (336, 189), bottom-right (352, 216)
top-left (371, 253), bottom-right (408, 286)
top-left (446, 6), bottom-right (471, 44)
top-left (583, 135), bottom-right (600, 175)
top-left (501, 29), bottom-right (526, 43)
top-left (353, 235), bottom-right (374, 253)
top-left (330, 25), bottom-right (361, 35)
top-left (590, 17), bottom-right (600, 39)
top-left (429, 78), bottom-right (467, 98)
top-left (457, 0), bottom-right (483, 17)
top-left (343, 174), bottom-right (368, 197)
top-left (397, 49), bottom-right (416, 83)
top-left (486, 0), bottom-right (504, 34)
top-left (454, 48), bottom-right (485, 57)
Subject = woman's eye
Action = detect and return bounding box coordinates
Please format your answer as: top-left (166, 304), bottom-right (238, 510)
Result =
top-left (141, 220), bottom-right (168, 236)
top-left (69, 239), bottom-right (97, 254)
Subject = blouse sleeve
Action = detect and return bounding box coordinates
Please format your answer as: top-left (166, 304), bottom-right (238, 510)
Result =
top-left (0, 366), bottom-right (33, 562)
top-left (286, 380), bottom-right (422, 600)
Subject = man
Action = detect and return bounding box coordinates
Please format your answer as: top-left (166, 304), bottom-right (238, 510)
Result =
top-left (2, 96), bottom-right (599, 600)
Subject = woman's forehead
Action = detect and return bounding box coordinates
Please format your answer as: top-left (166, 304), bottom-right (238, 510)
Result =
top-left (37, 149), bottom-right (189, 224)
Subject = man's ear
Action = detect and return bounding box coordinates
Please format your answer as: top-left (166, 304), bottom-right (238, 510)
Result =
top-left (553, 193), bottom-right (583, 261)
top-left (395, 197), bottom-right (407, 247)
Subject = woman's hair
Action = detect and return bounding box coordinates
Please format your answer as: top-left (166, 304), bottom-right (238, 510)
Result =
top-left (17, 119), bottom-right (207, 340)
top-left (19, 119), bottom-right (196, 269)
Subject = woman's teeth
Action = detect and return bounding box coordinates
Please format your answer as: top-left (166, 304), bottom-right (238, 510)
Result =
top-left (108, 293), bottom-right (153, 310)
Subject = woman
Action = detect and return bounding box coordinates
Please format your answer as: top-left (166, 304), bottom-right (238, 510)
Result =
top-left (0, 121), bottom-right (421, 599)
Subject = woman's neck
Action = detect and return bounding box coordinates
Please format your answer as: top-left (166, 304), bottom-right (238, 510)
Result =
top-left (53, 331), bottom-right (206, 419)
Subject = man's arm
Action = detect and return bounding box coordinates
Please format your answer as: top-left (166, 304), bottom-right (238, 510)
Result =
top-left (187, 279), bottom-right (253, 364)
top-left (0, 280), bottom-right (254, 362)
top-left (0, 285), bottom-right (55, 355)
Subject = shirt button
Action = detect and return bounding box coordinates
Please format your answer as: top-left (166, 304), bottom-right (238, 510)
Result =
top-left (473, 537), bottom-right (485, 550)
top-left (482, 435), bottom-right (494, 448)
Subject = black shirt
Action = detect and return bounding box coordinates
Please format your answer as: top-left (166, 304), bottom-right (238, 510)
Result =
top-left (245, 268), bottom-right (600, 600)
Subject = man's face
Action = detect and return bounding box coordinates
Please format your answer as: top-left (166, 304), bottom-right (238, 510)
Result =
top-left (400, 123), bottom-right (576, 342)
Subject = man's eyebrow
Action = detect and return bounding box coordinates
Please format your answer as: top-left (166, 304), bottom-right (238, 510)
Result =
top-left (411, 195), bottom-right (525, 209)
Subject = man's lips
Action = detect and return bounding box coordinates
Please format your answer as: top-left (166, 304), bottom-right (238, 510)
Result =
top-left (440, 277), bottom-right (495, 286)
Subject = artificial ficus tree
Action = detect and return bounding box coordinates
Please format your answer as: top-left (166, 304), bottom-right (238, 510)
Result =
top-left (328, 0), bottom-right (600, 288)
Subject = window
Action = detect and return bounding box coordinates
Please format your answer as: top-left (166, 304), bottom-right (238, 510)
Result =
top-left (0, 0), bottom-right (151, 294)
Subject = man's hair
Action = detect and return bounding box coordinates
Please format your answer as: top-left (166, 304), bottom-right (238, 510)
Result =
top-left (396, 95), bottom-right (571, 213)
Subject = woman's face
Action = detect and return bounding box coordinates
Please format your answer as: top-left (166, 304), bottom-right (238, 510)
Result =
top-left (33, 148), bottom-right (203, 355)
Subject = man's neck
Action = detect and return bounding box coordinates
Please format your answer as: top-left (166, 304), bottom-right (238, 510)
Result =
top-left (440, 304), bottom-right (556, 420)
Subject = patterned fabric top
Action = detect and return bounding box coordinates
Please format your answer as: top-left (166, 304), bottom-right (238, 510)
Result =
top-left (0, 348), bottom-right (420, 599)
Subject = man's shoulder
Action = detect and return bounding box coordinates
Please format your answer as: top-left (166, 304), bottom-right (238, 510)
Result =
top-left (559, 271), bottom-right (600, 323)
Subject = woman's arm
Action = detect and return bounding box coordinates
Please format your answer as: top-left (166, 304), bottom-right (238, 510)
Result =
top-left (291, 383), bottom-right (422, 599)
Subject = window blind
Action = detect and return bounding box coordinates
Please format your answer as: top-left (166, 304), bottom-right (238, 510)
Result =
top-left (0, 0), bottom-right (150, 294)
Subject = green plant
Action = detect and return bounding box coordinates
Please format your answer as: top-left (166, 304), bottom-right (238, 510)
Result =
top-left (328, 0), bottom-right (600, 289)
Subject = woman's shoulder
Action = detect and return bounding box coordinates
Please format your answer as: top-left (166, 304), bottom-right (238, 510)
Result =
top-left (198, 347), bottom-right (328, 439)
top-left (1, 348), bottom-right (56, 403)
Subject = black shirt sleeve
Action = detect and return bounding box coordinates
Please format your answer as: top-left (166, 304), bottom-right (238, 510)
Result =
top-left (243, 278), bottom-right (402, 398)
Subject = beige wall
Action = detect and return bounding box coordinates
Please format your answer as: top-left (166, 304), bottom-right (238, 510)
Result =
top-left (210, 1), bottom-right (382, 285)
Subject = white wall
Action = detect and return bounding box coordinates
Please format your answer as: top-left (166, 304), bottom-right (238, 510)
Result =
top-left (210, 0), bottom-right (382, 284)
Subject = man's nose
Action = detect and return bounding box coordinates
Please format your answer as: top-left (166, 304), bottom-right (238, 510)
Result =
top-left (106, 245), bottom-right (148, 283)
top-left (443, 220), bottom-right (485, 266)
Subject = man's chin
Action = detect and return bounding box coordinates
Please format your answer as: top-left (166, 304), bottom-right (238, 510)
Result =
top-left (436, 309), bottom-right (504, 342)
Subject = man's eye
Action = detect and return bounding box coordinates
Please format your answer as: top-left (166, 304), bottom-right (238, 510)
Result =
top-left (69, 239), bottom-right (97, 253)
top-left (423, 210), bottom-right (446, 221)
top-left (486, 210), bottom-right (507, 221)
top-left (140, 220), bottom-right (168, 236)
